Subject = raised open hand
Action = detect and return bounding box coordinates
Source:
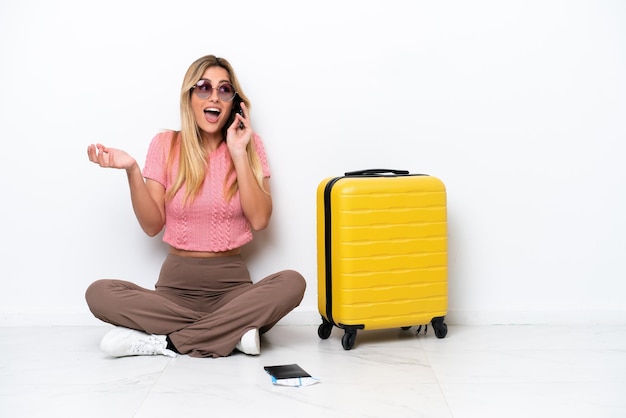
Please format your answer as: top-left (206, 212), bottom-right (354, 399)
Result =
top-left (87, 144), bottom-right (137, 170)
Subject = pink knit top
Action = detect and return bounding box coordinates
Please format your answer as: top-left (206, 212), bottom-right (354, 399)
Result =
top-left (142, 130), bottom-right (271, 252)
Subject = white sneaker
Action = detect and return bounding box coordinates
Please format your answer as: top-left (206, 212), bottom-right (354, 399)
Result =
top-left (100, 326), bottom-right (177, 358)
top-left (236, 328), bottom-right (260, 355)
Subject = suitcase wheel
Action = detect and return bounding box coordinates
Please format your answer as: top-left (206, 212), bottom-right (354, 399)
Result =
top-left (341, 329), bottom-right (357, 350)
top-left (318, 320), bottom-right (333, 340)
top-left (432, 317), bottom-right (448, 339)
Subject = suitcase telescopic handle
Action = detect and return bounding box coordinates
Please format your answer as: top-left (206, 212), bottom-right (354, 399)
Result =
top-left (344, 169), bottom-right (410, 176)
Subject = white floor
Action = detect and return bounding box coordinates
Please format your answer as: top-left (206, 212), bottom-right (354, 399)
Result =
top-left (1, 324), bottom-right (625, 418)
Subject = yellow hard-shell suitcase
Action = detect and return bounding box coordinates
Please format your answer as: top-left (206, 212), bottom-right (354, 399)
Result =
top-left (317, 169), bottom-right (448, 350)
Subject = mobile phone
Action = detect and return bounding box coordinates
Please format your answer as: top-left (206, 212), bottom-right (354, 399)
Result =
top-left (229, 95), bottom-right (244, 129)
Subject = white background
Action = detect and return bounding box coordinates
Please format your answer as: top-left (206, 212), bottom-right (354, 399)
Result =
top-left (1, 0), bottom-right (624, 326)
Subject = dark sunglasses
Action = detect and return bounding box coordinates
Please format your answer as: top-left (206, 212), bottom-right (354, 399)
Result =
top-left (190, 79), bottom-right (237, 101)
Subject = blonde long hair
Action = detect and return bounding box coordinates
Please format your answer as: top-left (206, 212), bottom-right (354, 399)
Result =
top-left (165, 55), bottom-right (267, 204)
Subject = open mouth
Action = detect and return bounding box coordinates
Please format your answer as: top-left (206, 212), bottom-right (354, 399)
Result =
top-left (204, 107), bottom-right (221, 123)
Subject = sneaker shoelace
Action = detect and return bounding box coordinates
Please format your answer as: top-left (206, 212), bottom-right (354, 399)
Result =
top-left (130, 335), bottom-right (177, 357)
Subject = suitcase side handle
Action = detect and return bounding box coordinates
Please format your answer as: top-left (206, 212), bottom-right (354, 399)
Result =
top-left (344, 168), bottom-right (410, 176)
